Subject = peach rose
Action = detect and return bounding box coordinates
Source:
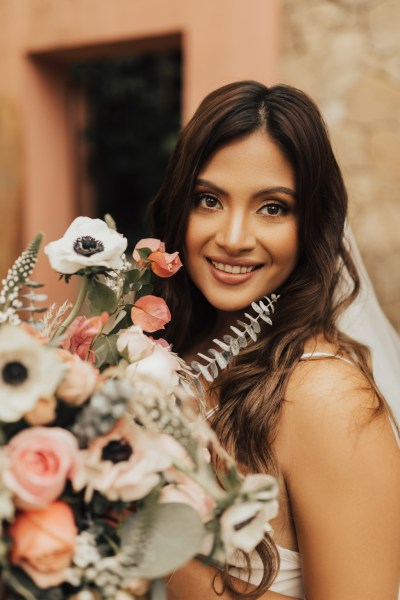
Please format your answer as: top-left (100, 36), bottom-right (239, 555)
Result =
top-left (61, 312), bottom-right (109, 363)
top-left (24, 396), bottom-right (57, 426)
top-left (131, 295), bottom-right (171, 332)
top-left (3, 427), bottom-right (78, 509)
top-left (57, 353), bottom-right (98, 405)
top-left (9, 501), bottom-right (77, 588)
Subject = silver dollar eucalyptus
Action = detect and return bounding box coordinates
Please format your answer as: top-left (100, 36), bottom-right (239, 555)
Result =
top-left (181, 294), bottom-right (279, 407)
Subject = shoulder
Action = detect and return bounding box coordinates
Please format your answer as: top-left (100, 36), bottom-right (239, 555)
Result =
top-left (276, 344), bottom-right (396, 476)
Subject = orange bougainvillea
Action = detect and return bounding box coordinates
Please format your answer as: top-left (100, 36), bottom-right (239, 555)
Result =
top-left (131, 295), bottom-right (171, 332)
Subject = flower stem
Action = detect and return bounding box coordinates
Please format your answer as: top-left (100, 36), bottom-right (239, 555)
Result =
top-left (54, 276), bottom-right (89, 338)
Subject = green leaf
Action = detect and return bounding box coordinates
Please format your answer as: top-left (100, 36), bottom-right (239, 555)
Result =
top-left (140, 269), bottom-right (153, 284)
top-left (121, 502), bottom-right (205, 578)
top-left (126, 269), bottom-right (142, 284)
top-left (87, 279), bottom-right (119, 315)
top-left (137, 247), bottom-right (153, 260)
top-left (93, 334), bottom-right (120, 366)
top-left (136, 283), bottom-right (154, 299)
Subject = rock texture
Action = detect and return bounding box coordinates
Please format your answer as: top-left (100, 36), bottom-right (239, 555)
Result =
top-left (282, 0), bottom-right (400, 331)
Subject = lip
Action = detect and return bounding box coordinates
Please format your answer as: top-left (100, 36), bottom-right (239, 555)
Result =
top-left (206, 257), bottom-right (263, 285)
top-left (207, 256), bottom-right (263, 267)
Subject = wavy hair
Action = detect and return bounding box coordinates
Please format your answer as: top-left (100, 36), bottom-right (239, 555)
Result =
top-left (148, 81), bottom-right (386, 598)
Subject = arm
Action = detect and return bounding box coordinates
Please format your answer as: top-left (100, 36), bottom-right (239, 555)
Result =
top-left (279, 358), bottom-right (400, 600)
top-left (167, 559), bottom-right (295, 599)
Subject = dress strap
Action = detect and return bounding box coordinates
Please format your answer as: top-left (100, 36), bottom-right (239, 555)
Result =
top-left (300, 351), bottom-right (355, 367)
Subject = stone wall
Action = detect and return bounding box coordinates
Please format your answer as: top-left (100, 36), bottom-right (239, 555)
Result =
top-left (281, 0), bottom-right (400, 330)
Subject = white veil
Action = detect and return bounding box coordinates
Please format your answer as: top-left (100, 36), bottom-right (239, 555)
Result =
top-left (337, 225), bottom-right (400, 437)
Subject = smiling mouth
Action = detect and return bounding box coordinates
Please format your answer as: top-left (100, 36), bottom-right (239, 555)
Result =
top-left (207, 258), bottom-right (262, 274)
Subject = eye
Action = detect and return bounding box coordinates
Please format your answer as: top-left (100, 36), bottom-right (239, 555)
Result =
top-left (195, 193), bottom-right (222, 210)
top-left (258, 202), bottom-right (288, 217)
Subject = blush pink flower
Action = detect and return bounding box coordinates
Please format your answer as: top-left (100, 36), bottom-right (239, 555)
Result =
top-left (131, 295), bottom-right (171, 332)
top-left (3, 427), bottom-right (78, 510)
top-left (160, 477), bottom-right (216, 522)
top-left (132, 238), bottom-right (165, 267)
top-left (117, 325), bottom-right (155, 362)
top-left (9, 501), bottom-right (77, 588)
top-left (72, 418), bottom-right (172, 502)
top-left (126, 344), bottom-right (180, 391)
top-left (147, 250), bottom-right (182, 278)
top-left (57, 353), bottom-right (98, 405)
top-left (61, 312), bottom-right (109, 363)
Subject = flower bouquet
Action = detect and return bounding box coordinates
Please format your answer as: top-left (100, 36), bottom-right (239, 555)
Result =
top-left (0, 216), bottom-right (279, 600)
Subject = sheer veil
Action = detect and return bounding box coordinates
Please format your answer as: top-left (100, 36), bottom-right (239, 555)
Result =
top-left (337, 225), bottom-right (400, 439)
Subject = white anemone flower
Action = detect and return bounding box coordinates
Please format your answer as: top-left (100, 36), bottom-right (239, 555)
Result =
top-left (0, 325), bottom-right (65, 422)
top-left (220, 500), bottom-right (279, 561)
top-left (240, 473), bottom-right (279, 502)
top-left (44, 216), bottom-right (128, 274)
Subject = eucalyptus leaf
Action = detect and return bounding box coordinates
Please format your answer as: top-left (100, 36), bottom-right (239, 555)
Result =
top-left (93, 334), bottom-right (120, 366)
top-left (88, 278), bottom-right (119, 315)
top-left (151, 579), bottom-right (168, 600)
top-left (121, 502), bottom-right (205, 578)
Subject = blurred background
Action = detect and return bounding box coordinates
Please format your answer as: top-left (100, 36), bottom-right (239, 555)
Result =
top-left (0, 0), bottom-right (399, 329)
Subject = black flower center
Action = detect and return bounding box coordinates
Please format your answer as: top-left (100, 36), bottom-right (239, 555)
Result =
top-left (2, 361), bottom-right (29, 385)
top-left (73, 236), bottom-right (104, 257)
top-left (101, 439), bottom-right (133, 463)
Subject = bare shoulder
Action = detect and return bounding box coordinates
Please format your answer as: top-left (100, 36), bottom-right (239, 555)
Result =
top-left (276, 352), bottom-right (399, 473)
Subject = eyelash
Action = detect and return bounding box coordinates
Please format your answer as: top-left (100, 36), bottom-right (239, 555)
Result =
top-left (195, 192), bottom-right (290, 217)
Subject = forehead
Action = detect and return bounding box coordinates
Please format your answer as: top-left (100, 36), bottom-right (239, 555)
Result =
top-left (198, 130), bottom-right (295, 192)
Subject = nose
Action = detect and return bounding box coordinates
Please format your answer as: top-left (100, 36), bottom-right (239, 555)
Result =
top-left (214, 210), bottom-right (256, 254)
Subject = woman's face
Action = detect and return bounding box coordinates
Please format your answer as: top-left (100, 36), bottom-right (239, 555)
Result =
top-left (184, 129), bottom-right (299, 313)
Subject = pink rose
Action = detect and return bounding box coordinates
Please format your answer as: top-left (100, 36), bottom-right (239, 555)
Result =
top-left (117, 325), bottom-right (155, 362)
top-left (57, 353), bottom-right (98, 405)
top-left (147, 250), bottom-right (182, 278)
top-left (131, 295), bottom-right (171, 332)
top-left (72, 418), bottom-right (171, 502)
top-left (61, 312), bottom-right (109, 363)
top-left (9, 501), bottom-right (77, 588)
top-left (3, 427), bottom-right (78, 509)
top-left (133, 238), bottom-right (165, 267)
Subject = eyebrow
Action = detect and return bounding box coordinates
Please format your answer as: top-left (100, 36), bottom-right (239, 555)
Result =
top-left (195, 178), bottom-right (296, 199)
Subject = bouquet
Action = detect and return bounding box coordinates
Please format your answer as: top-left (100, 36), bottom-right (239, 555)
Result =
top-left (0, 215), bottom-right (279, 600)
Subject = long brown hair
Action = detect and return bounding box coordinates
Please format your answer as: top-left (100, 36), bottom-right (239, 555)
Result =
top-left (148, 81), bottom-right (385, 597)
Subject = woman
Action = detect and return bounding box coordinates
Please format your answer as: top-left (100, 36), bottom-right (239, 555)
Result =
top-left (148, 81), bottom-right (400, 599)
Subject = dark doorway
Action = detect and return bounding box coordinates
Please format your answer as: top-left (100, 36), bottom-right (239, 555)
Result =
top-left (70, 48), bottom-right (182, 250)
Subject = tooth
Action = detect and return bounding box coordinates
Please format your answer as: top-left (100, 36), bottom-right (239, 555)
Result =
top-left (240, 266), bottom-right (247, 273)
top-left (225, 264), bottom-right (234, 273)
top-left (217, 262), bottom-right (224, 271)
top-left (232, 266), bottom-right (241, 274)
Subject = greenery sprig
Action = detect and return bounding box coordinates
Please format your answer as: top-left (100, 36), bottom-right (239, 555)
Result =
top-left (182, 294), bottom-right (279, 402)
top-left (0, 233), bottom-right (46, 325)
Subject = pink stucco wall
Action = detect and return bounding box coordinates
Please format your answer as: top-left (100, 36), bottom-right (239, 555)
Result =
top-left (0, 0), bottom-right (281, 304)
